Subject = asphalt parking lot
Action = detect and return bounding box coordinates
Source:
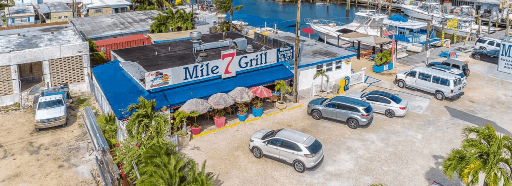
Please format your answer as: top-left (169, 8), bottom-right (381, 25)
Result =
top-left (182, 58), bottom-right (512, 186)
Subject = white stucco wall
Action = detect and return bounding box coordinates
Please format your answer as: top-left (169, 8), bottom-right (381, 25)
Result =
top-left (298, 58), bottom-right (353, 92)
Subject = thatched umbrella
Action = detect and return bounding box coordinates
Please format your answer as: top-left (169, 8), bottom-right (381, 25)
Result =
top-left (208, 93), bottom-right (235, 109)
top-left (228, 87), bottom-right (254, 103)
top-left (179, 99), bottom-right (211, 114)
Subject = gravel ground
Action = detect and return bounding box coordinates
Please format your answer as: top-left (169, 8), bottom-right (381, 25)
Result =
top-left (182, 54), bottom-right (512, 186)
top-left (0, 95), bottom-right (98, 186)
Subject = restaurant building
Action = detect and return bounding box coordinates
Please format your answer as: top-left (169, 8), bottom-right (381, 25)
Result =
top-left (91, 31), bottom-right (357, 123)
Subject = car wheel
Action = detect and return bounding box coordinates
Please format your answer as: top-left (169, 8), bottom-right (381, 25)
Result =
top-left (252, 147), bottom-right (263, 158)
top-left (385, 109), bottom-right (395, 118)
top-left (474, 54), bottom-right (480, 60)
top-left (35, 128), bottom-right (40, 132)
top-left (347, 118), bottom-right (359, 129)
top-left (481, 47), bottom-right (487, 51)
top-left (63, 121), bottom-right (68, 127)
top-left (397, 80), bottom-right (405, 88)
top-left (293, 160), bottom-right (306, 173)
top-left (311, 110), bottom-right (322, 120)
top-left (435, 91), bottom-right (445, 101)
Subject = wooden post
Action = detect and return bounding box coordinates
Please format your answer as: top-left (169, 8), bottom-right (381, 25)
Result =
top-left (427, 20), bottom-right (431, 51)
top-left (507, 10), bottom-right (510, 36)
top-left (380, 25), bottom-right (383, 37)
top-left (441, 22), bottom-right (445, 47)
top-left (389, 0), bottom-right (393, 16)
top-left (347, 0), bottom-right (350, 10)
top-left (477, 15), bottom-right (481, 37)
top-left (488, 19), bottom-right (491, 34)
top-left (293, 0), bottom-right (301, 103)
top-left (357, 41), bottom-right (361, 59)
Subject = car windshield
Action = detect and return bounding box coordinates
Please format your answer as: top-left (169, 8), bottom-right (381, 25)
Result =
top-left (262, 129), bottom-right (282, 140)
top-left (37, 99), bottom-right (64, 110)
top-left (389, 95), bottom-right (402, 104)
top-left (305, 140), bottom-right (322, 154)
top-left (363, 106), bottom-right (372, 114)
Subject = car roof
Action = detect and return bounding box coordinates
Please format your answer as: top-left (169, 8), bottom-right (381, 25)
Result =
top-left (411, 67), bottom-right (460, 79)
top-left (38, 94), bottom-right (63, 102)
top-left (330, 96), bottom-right (370, 107)
top-left (430, 65), bottom-right (463, 73)
top-left (479, 37), bottom-right (501, 41)
top-left (275, 129), bottom-right (312, 144)
top-left (443, 59), bottom-right (466, 66)
top-left (366, 90), bottom-right (396, 98)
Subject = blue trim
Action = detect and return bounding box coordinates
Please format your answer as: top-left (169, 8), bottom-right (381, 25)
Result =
top-left (297, 54), bottom-right (357, 69)
top-left (153, 37), bottom-right (191, 44)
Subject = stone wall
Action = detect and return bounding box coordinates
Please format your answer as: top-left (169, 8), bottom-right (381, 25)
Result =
top-left (49, 55), bottom-right (85, 87)
top-left (0, 66), bottom-right (13, 96)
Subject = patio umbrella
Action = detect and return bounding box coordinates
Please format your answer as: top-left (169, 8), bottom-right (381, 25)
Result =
top-left (249, 86), bottom-right (272, 98)
top-left (179, 99), bottom-right (211, 114)
top-left (208, 93), bottom-right (235, 109)
top-left (228, 87), bottom-right (254, 103)
top-left (301, 27), bottom-right (315, 38)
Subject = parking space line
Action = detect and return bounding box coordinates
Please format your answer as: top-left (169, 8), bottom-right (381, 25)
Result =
top-left (372, 85), bottom-right (432, 100)
top-left (192, 104), bottom-right (304, 139)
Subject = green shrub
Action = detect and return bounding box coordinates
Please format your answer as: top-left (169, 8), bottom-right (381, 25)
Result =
top-left (374, 50), bottom-right (392, 66)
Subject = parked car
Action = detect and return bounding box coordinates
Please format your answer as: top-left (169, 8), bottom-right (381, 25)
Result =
top-left (471, 49), bottom-right (499, 64)
top-left (428, 59), bottom-right (470, 77)
top-left (394, 67), bottom-right (465, 100)
top-left (249, 129), bottom-right (324, 173)
top-left (307, 96), bottom-right (373, 129)
top-left (475, 37), bottom-right (501, 51)
top-left (35, 94), bottom-right (67, 131)
top-left (346, 90), bottom-right (408, 118)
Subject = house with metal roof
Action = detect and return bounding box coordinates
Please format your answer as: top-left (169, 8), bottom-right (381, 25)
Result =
top-left (4, 5), bottom-right (36, 26)
top-left (80, 0), bottom-right (132, 17)
top-left (46, 2), bottom-right (73, 23)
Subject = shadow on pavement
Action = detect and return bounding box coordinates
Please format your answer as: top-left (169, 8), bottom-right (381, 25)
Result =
top-left (424, 155), bottom-right (464, 186)
top-left (444, 106), bottom-right (510, 136)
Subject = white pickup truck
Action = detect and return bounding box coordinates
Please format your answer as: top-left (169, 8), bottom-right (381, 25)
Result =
top-left (34, 94), bottom-right (67, 131)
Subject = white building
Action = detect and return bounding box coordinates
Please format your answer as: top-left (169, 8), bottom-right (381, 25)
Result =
top-left (0, 24), bottom-right (90, 106)
top-left (5, 5), bottom-right (36, 26)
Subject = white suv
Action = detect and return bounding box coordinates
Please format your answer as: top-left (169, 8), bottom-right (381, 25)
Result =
top-left (249, 129), bottom-right (324, 173)
top-left (475, 37), bottom-right (501, 51)
top-left (35, 94), bottom-right (67, 131)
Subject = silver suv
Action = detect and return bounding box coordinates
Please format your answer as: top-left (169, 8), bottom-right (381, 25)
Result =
top-left (307, 96), bottom-right (373, 129)
top-left (249, 129), bottom-right (324, 173)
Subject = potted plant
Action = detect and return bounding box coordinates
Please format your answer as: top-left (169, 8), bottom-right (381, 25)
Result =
top-left (191, 121), bottom-right (201, 135)
top-left (313, 70), bottom-right (329, 97)
top-left (373, 50), bottom-right (394, 73)
top-left (252, 99), bottom-right (263, 117)
top-left (237, 103), bottom-right (248, 121)
top-left (214, 109), bottom-right (226, 128)
top-left (275, 80), bottom-right (292, 110)
top-left (173, 110), bottom-right (195, 146)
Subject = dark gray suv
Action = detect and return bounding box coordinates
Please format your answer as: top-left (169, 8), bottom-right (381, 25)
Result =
top-left (307, 96), bottom-right (373, 129)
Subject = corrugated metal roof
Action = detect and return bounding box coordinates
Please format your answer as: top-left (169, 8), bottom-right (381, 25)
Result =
top-left (94, 34), bottom-right (149, 46)
top-left (37, 4), bottom-right (51, 14)
top-left (47, 2), bottom-right (72, 13)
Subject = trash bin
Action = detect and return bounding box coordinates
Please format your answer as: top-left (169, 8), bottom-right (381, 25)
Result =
top-left (339, 79), bottom-right (346, 93)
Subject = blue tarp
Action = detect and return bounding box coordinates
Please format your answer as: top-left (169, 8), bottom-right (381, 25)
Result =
top-left (389, 15), bottom-right (408, 22)
top-left (92, 60), bottom-right (294, 120)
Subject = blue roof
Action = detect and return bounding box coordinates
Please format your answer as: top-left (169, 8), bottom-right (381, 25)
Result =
top-left (92, 60), bottom-right (294, 120)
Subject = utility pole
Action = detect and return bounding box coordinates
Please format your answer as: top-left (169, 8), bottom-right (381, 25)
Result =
top-left (347, 0), bottom-right (350, 10)
top-left (293, 0), bottom-right (301, 103)
top-left (426, 19), bottom-right (431, 64)
top-left (507, 10), bottom-right (510, 36)
top-left (441, 22), bottom-right (445, 47)
top-left (477, 15), bottom-right (481, 37)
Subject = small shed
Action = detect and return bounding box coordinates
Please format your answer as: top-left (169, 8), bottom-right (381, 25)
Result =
top-left (95, 34), bottom-right (152, 61)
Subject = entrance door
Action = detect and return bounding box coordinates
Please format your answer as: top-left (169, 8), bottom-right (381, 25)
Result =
top-left (19, 62), bottom-right (44, 92)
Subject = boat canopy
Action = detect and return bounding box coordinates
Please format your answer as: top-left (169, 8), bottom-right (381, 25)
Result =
top-left (389, 15), bottom-right (408, 22)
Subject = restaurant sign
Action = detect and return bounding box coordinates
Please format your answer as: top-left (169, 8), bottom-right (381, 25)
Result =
top-left (144, 46), bottom-right (294, 90)
top-left (498, 41), bottom-right (512, 74)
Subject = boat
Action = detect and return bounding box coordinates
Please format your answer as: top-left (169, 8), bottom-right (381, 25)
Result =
top-left (400, 0), bottom-right (447, 22)
top-left (383, 15), bottom-right (437, 52)
top-left (432, 17), bottom-right (499, 36)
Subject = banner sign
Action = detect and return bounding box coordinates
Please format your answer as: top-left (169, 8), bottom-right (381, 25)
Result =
top-left (145, 47), bottom-right (295, 90)
top-left (447, 18), bottom-right (458, 29)
top-left (499, 41), bottom-right (512, 74)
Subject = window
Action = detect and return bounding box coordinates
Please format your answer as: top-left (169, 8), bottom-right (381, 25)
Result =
top-left (377, 96), bottom-right (391, 104)
top-left (488, 41), bottom-right (495, 46)
top-left (407, 71), bottom-right (417, 78)
top-left (305, 140), bottom-right (322, 154)
top-left (476, 38), bottom-right (487, 44)
top-left (496, 42), bottom-right (501, 47)
top-left (58, 16), bottom-right (68, 19)
top-left (94, 9), bottom-right (103, 13)
top-left (21, 17), bottom-right (27, 22)
top-left (440, 78), bottom-right (450, 86)
top-left (267, 138), bottom-right (282, 147)
top-left (441, 62), bottom-right (451, 67)
top-left (365, 96), bottom-right (379, 102)
top-left (281, 140), bottom-right (301, 152)
top-left (451, 64), bottom-right (460, 70)
top-left (37, 99), bottom-right (64, 110)
top-left (345, 105), bottom-right (360, 113)
top-left (335, 61), bottom-right (342, 70)
top-left (454, 78), bottom-right (462, 86)
top-left (363, 106), bottom-right (372, 114)
top-left (418, 73), bottom-right (432, 82)
top-left (325, 62), bottom-right (333, 72)
top-left (432, 76), bottom-right (441, 84)
top-left (389, 95), bottom-right (402, 104)
top-left (316, 64), bottom-right (323, 73)
top-left (325, 103), bottom-right (337, 108)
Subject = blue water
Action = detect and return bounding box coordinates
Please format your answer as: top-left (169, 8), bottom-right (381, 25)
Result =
top-left (226, 0), bottom-right (375, 40)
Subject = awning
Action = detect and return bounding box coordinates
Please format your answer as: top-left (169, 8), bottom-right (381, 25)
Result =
top-left (92, 60), bottom-right (294, 120)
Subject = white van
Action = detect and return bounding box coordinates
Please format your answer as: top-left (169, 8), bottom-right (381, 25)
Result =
top-left (475, 37), bottom-right (501, 51)
top-left (394, 67), bottom-right (465, 100)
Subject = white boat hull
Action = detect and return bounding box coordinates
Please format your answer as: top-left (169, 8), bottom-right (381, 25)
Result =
top-left (401, 5), bottom-right (444, 22)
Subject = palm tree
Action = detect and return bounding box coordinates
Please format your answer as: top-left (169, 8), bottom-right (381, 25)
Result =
top-left (150, 13), bottom-right (173, 33)
top-left (137, 143), bottom-right (214, 186)
top-left (97, 113), bottom-right (117, 148)
top-left (126, 97), bottom-right (170, 142)
top-left (213, 0), bottom-right (243, 30)
top-left (314, 70), bottom-right (329, 92)
top-left (443, 124), bottom-right (512, 186)
top-left (275, 80), bottom-right (291, 103)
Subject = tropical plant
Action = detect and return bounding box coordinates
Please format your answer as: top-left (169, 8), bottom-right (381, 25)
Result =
top-left (87, 39), bottom-right (109, 65)
top-left (136, 143), bottom-right (214, 186)
top-left (252, 99), bottom-right (263, 109)
top-left (97, 113), bottom-right (117, 148)
top-left (173, 110), bottom-right (199, 132)
top-left (313, 70), bottom-right (329, 92)
top-left (214, 0), bottom-right (243, 30)
top-left (374, 50), bottom-right (392, 66)
top-left (443, 124), bottom-right (512, 186)
top-left (126, 97), bottom-right (170, 142)
top-left (150, 13), bottom-right (173, 33)
top-left (237, 103), bottom-right (247, 115)
top-left (275, 80), bottom-right (291, 103)
top-left (214, 109), bottom-right (225, 118)
top-left (135, 5), bottom-right (160, 11)
top-left (150, 9), bottom-right (195, 33)
top-left (193, 121), bottom-right (199, 128)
